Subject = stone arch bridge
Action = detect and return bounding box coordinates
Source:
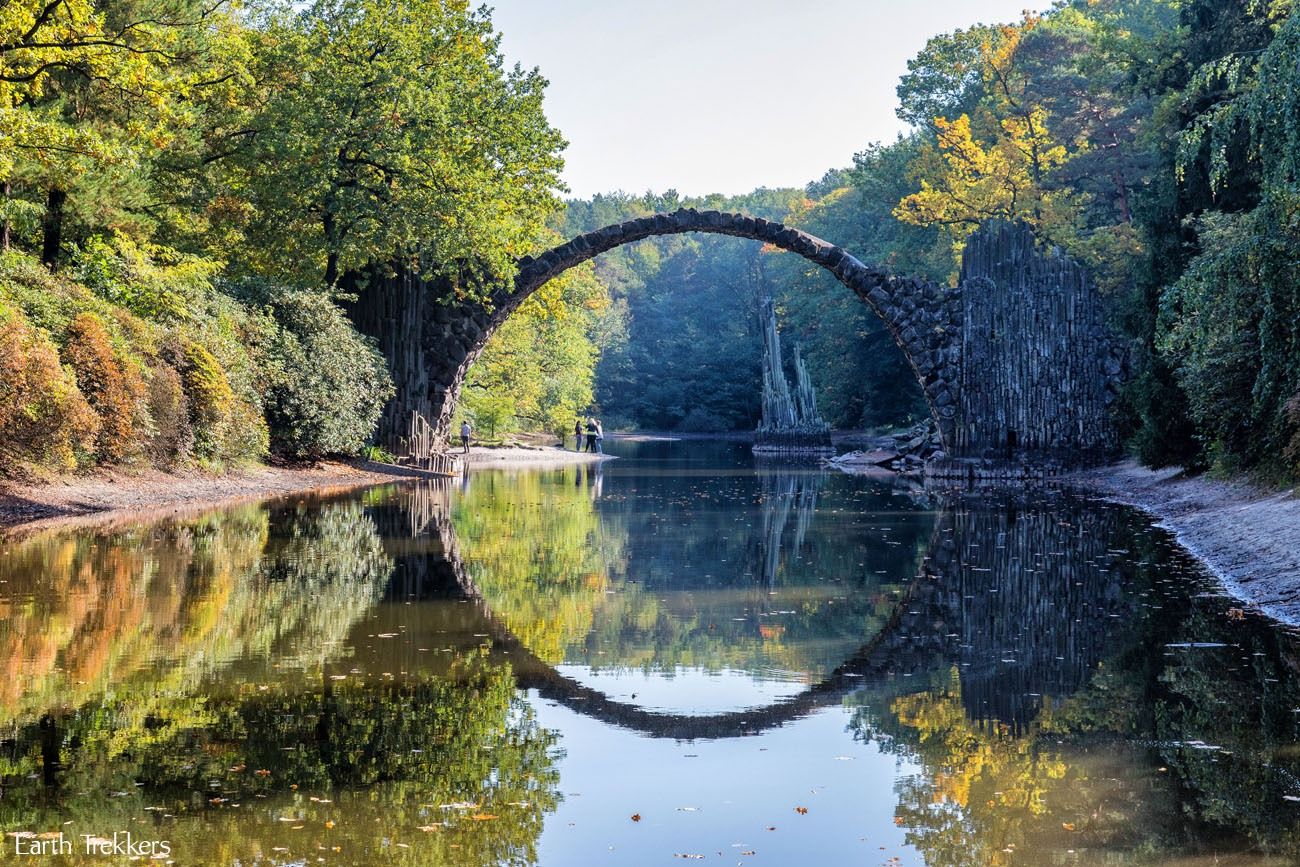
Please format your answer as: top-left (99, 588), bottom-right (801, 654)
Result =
top-left (349, 211), bottom-right (1125, 473)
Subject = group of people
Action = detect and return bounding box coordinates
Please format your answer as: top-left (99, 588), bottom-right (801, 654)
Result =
top-left (457, 416), bottom-right (604, 455)
top-left (576, 417), bottom-right (604, 453)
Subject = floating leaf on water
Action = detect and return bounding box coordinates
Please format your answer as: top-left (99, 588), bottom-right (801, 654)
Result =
top-left (795, 807), bottom-right (808, 815)
top-left (630, 814), bottom-right (641, 822)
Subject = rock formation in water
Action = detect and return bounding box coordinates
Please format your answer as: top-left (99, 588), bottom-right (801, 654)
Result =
top-left (755, 297), bottom-right (832, 452)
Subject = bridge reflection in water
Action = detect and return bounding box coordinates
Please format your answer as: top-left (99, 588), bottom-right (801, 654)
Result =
top-left (4, 459), bottom-right (1300, 864)
top-left (366, 476), bottom-right (1132, 740)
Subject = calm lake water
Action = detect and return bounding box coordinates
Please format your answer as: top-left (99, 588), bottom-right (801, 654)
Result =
top-left (3, 439), bottom-right (1300, 865)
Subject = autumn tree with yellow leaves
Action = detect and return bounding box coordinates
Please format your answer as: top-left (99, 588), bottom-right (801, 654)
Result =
top-left (894, 18), bottom-right (1088, 260)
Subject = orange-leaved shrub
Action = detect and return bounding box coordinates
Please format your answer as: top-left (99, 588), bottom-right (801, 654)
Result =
top-left (0, 307), bottom-right (100, 476)
top-left (61, 313), bottom-right (146, 464)
top-left (145, 363), bottom-right (192, 468)
top-left (171, 336), bottom-right (267, 464)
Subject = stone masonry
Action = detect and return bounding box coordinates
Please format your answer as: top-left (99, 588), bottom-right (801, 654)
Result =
top-left (356, 209), bottom-right (1122, 474)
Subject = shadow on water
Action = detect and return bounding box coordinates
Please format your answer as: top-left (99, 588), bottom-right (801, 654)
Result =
top-left (1, 442), bottom-right (1300, 863)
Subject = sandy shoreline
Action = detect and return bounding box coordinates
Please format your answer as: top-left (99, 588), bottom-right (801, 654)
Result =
top-left (0, 460), bottom-right (421, 531)
top-left (0, 446), bottom-right (614, 531)
top-left (1073, 460), bottom-right (1300, 625)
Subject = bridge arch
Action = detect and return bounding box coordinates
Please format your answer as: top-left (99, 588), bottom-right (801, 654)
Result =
top-left (426, 209), bottom-right (962, 450)
top-left (351, 215), bottom-right (1124, 472)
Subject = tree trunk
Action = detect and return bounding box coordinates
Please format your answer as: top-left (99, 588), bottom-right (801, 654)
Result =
top-left (322, 207), bottom-right (339, 286)
top-left (39, 713), bottom-right (61, 788)
top-left (1, 182), bottom-right (11, 250)
top-left (41, 187), bottom-right (66, 269)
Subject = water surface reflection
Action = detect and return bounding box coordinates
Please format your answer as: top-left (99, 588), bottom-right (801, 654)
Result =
top-left (0, 440), bottom-right (1298, 864)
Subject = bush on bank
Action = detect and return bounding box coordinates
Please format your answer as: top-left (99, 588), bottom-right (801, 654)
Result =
top-left (228, 280), bottom-right (395, 461)
top-left (0, 240), bottom-right (393, 479)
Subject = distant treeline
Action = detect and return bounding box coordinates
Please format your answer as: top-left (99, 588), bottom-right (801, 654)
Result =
top-left (557, 188), bottom-right (930, 433)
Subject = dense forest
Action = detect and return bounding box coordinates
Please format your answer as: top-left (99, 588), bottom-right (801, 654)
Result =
top-left (486, 0), bottom-right (1300, 483)
top-left (0, 0), bottom-right (563, 476)
top-left (3, 0), bottom-right (1300, 483)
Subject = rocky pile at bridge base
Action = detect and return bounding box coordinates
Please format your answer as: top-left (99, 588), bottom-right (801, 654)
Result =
top-left (825, 419), bottom-right (942, 473)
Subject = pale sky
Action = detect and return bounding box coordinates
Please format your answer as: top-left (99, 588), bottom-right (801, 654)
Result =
top-left (489, 0), bottom-right (1041, 198)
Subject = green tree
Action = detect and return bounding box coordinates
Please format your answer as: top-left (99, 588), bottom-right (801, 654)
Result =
top-left (772, 142), bottom-right (940, 428)
top-left (1, 0), bottom-right (252, 266)
top-left (1153, 7), bottom-right (1300, 476)
top-left (226, 0), bottom-right (564, 290)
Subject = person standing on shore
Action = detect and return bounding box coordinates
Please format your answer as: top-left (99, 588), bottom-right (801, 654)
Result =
top-left (460, 420), bottom-right (472, 455)
top-left (594, 419), bottom-right (604, 454)
top-left (575, 419), bottom-right (584, 451)
top-left (585, 417), bottom-right (598, 453)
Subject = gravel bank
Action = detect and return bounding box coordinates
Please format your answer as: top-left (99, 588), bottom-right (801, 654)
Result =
top-left (1074, 460), bottom-right (1300, 625)
top-left (0, 446), bottom-right (617, 531)
top-left (0, 460), bottom-right (420, 530)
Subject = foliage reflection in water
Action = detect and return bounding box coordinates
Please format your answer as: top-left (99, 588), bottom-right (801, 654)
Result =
top-left (0, 440), bottom-right (1297, 864)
